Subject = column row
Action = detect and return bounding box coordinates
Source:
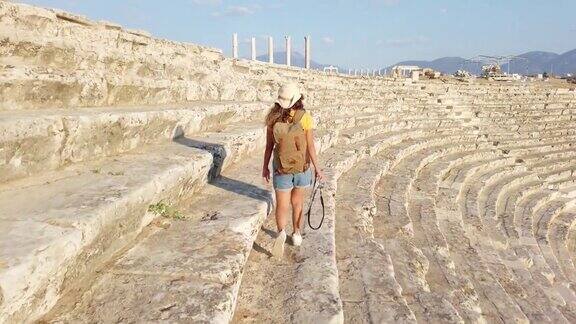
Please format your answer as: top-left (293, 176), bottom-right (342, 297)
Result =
top-left (232, 34), bottom-right (311, 69)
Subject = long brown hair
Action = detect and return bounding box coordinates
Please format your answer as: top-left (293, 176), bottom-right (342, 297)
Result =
top-left (265, 96), bottom-right (305, 127)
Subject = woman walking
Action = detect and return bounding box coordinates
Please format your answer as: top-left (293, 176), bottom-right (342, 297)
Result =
top-left (262, 83), bottom-right (324, 258)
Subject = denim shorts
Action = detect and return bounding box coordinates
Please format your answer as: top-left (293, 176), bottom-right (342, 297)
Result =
top-left (273, 167), bottom-right (313, 191)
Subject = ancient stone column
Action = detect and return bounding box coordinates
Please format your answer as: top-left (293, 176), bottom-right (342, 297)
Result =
top-left (411, 70), bottom-right (420, 81)
top-left (268, 36), bottom-right (274, 63)
top-left (251, 37), bottom-right (256, 61)
top-left (285, 36), bottom-right (291, 67)
top-left (304, 36), bottom-right (311, 69)
top-left (232, 33), bottom-right (238, 59)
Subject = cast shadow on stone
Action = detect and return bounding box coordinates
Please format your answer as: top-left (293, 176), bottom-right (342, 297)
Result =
top-left (173, 133), bottom-right (273, 215)
top-left (252, 242), bottom-right (273, 257)
top-left (260, 226), bottom-right (277, 239)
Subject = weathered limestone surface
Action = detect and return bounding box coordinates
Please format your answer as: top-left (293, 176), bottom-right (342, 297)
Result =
top-left (2, 1), bottom-right (576, 323)
top-left (1, 142), bottom-right (210, 322)
top-left (0, 101), bottom-right (268, 182)
top-left (0, 103), bottom-right (267, 322)
top-left (42, 147), bottom-right (273, 323)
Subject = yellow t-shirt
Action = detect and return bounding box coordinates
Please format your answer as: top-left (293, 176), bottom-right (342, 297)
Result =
top-left (289, 110), bottom-right (314, 130)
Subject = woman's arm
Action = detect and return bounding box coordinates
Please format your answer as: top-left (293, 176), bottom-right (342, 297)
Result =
top-left (306, 129), bottom-right (324, 180)
top-left (262, 126), bottom-right (274, 183)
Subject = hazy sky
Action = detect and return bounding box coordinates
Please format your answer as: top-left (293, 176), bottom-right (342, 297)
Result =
top-left (19, 0), bottom-right (576, 69)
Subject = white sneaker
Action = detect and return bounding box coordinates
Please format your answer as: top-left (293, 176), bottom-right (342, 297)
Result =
top-left (292, 232), bottom-right (302, 246)
top-left (272, 230), bottom-right (286, 258)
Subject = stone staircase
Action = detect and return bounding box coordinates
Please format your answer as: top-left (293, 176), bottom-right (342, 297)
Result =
top-left (2, 2), bottom-right (576, 323)
top-left (232, 88), bottom-right (576, 323)
top-left (0, 100), bottom-right (270, 321)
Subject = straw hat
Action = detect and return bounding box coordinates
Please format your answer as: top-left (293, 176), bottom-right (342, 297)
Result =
top-left (275, 83), bottom-right (302, 109)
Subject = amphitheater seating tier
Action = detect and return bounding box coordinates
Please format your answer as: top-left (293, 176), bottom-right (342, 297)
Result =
top-left (1, 1), bottom-right (576, 322)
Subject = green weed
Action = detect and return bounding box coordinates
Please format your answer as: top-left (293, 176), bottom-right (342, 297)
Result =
top-left (148, 201), bottom-right (185, 220)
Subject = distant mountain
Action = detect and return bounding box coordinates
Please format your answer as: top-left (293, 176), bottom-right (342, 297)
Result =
top-left (550, 49), bottom-right (576, 75)
top-left (255, 51), bottom-right (342, 70)
top-left (386, 49), bottom-right (576, 76)
top-left (500, 51), bottom-right (559, 75)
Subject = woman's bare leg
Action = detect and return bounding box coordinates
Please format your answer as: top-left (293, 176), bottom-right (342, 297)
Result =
top-left (291, 187), bottom-right (306, 232)
top-left (273, 189), bottom-right (291, 257)
top-left (275, 190), bottom-right (291, 232)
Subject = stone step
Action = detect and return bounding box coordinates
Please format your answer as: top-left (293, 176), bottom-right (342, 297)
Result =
top-left (449, 150), bottom-right (576, 321)
top-left (0, 65), bottom-right (406, 111)
top-left (1, 101), bottom-right (405, 184)
top-left (281, 126), bottom-right (439, 322)
top-left (335, 155), bottom-right (417, 323)
top-left (533, 195), bottom-right (576, 279)
top-left (373, 140), bottom-right (481, 323)
top-left (232, 123), bottom-right (466, 323)
top-left (548, 207), bottom-right (576, 285)
top-left (296, 130), bottom-right (504, 322)
top-left (41, 144), bottom-right (273, 323)
top-left (514, 185), bottom-right (576, 308)
top-left (474, 108), bottom-right (576, 117)
top-left (0, 120), bottom-right (265, 323)
top-left (407, 146), bottom-right (491, 322)
top-left (6, 58), bottom-right (573, 113)
top-left (493, 178), bottom-right (576, 321)
top-left (479, 115), bottom-right (576, 124)
top-left (375, 135), bottom-right (576, 322)
top-left (3, 3), bottom-right (576, 323)
top-left (430, 153), bottom-right (544, 322)
top-left (36, 108), bottom-right (381, 323)
top-left (337, 120), bottom-right (466, 146)
top-left (0, 101), bottom-right (269, 183)
top-left (513, 189), bottom-right (576, 321)
top-left (432, 148), bottom-right (576, 322)
top-left (481, 159), bottom-right (576, 243)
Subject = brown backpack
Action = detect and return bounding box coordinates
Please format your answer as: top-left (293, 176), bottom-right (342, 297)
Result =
top-left (272, 110), bottom-right (309, 174)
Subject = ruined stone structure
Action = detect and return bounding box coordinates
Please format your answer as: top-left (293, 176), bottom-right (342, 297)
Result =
top-left (1, 2), bottom-right (576, 323)
top-left (268, 36), bottom-right (274, 64)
